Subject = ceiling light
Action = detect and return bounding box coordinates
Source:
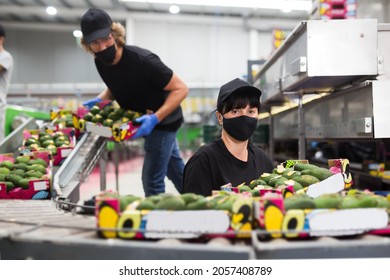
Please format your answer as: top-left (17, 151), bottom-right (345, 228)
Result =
top-left (119, 0), bottom-right (312, 12)
top-left (46, 6), bottom-right (57, 16)
top-left (73, 30), bottom-right (82, 38)
top-left (169, 5), bottom-right (180, 14)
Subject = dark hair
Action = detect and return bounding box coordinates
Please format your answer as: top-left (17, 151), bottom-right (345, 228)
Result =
top-left (217, 90), bottom-right (260, 115)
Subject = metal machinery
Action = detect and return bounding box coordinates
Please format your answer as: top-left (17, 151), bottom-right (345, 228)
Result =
top-left (1, 19), bottom-right (390, 260)
top-left (254, 19), bottom-right (390, 185)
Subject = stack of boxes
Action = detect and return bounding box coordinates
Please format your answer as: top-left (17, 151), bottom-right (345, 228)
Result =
top-left (311, 0), bottom-right (357, 20)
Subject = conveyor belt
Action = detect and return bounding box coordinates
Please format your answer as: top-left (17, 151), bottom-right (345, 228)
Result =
top-left (2, 123), bottom-right (390, 259)
top-left (252, 231), bottom-right (390, 259)
top-left (0, 200), bottom-right (254, 260)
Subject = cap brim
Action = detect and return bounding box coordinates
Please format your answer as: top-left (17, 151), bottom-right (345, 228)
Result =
top-left (83, 27), bottom-right (111, 44)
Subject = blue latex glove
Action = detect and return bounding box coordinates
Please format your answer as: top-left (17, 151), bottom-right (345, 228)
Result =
top-left (83, 97), bottom-right (102, 109)
top-left (132, 114), bottom-right (159, 139)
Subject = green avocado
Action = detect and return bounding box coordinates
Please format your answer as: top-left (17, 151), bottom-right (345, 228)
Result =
top-left (18, 178), bottom-right (30, 190)
top-left (136, 198), bottom-right (156, 211)
top-left (27, 164), bottom-right (47, 174)
top-left (28, 158), bottom-right (48, 168)
top-left (0, 160), bottom-right (13, 170)
top-left (5, 174), bottom-right (24, 186)
top-left (15, 156), bottom-right (30, 164)
top-left (0, 167), bottom-right (10, 175)
top-left (89, 105), bottom-right (101, 115)
top-left (155, 196), bottom-right (186, 210)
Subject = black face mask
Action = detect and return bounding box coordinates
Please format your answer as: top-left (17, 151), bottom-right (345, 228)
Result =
top-left (223, 115), bottom-right (258, 141)
top-left (94, 44), bottom-right (117, 65)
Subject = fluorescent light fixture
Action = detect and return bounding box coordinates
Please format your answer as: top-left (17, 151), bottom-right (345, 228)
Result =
top-left (119, 0), bottom-right (312, 11)
top-left (169, 4), bottom-right (180, 14)
top-left (73, 30), bottom-right (82, 38)
top-left (46, 6), bottom-right (57, 15)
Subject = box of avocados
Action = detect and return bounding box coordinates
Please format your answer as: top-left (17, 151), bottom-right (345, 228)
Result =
top-left (77, 101), bottom-right (141, 142)
top-left (20, 128), bottom-right (75, 166)
top-left (0, 153), bottom-right (51, 199)
top-left (252, 159), bottom-right (390, 238)
top-left (49, 107), bottom-right (84, 140)
top-left (95, 191), bottom-right (253, 239)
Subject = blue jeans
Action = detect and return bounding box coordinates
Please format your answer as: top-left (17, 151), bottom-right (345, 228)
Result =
top-left (142, 129), bottom-right (184, 196)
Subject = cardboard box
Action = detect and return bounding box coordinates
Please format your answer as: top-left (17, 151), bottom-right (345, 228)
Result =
top-left (0, 153), bottom-right (51, 199)
top-left (95, 193), bottom-right (252, 239)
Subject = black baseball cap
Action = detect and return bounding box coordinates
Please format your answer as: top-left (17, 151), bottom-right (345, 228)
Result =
top-left (81, 9), bottom-right (113, 44)
top-left (217, 78), bottom-right (262, 109)
top-left (0, 24), bottom-right (5, 37)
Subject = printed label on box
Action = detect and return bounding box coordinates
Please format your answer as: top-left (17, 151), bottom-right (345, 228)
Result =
top-left (60, 149), bottom-right (72, 158)
top-left (33, 181), bottom-right (48, 191)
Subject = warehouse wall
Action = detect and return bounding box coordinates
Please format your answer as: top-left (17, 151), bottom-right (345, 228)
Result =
top-left (4, 16), bottom-right (275, 88)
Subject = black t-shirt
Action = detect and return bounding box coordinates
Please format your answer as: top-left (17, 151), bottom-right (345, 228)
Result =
top-left (183, 139), bottom-right (274, 196)
top-left (95, 45), bottom-right (183, 131)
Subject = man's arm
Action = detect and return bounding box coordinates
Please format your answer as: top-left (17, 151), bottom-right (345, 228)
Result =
top-left (97, 87), bottom-right (114, 100)
top-left (154, 73), bottom-right (188, 122)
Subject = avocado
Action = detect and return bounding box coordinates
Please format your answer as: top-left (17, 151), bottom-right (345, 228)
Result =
top-left (155, 196), bottom-right (186, 210)
top-left (260, 173), bottom-right (280, 184)
top-left (340, 196), bottom-right (360, 209)
top-left (52, 131), bottom-right (65, 139)
top-left (186, 198), bottom-right (211, 210)
top-left (313, 193), bottom-right (342, 209)
top-left (284, 194), bottom-right (315, 210)
top-left (83, 112), bottom-right (94, 121)
top-left (2, 181), bottom-right (15, 191)
top-left (28, 158), bottom-right (48, 168)
top-left (249, 179), bottom-right (267, 189)
top-left (0, 160), bottom-right (13, 170)
top-left (283, 170), bottom-right (301, 179)
top-left (303, 167), bottom-right (333, 181)
top-left (293, 163), bottom-right (319, 171)
top-left (237, 184), bottom-right (251, 193)
top-left (15, 156), bottom-right (30, 164)
top-left (268, 176), bottom-right (287, 187)
top-left (39, 134), bottom-right (53, 142)
top-left (292, 175), bottom-right (320, 187)
top-left (97, 110), bottom-right (107, 119)
top-left (41, 139), bottom-right (55, 147)
top-left (136, 198), bottom-right (156, 210)
top-left (10, 169), bottom-right (25, 177)
top-left (24, 170), bottom-right (44, 179)
top-left (107, 112), bottom-right (121, 121)
top-left (5, 174), bottom-right (24, 186)
top-left (114, 108), bottom-right (125, 116)
top-left (118, 195), bottom-right (141, 211)
top-left (102, 119), bottom-right (114, 127)
top-left (0, 167), bottom-right (10, 175)
top-left (123, 110), bottom-right (135, 120)
top-left (89, 105), bottom-right (101, 115)
top-left (27, 164), bottom-right (46, 174)
top-left (180, 193), bottom-right (201, 205)
top-left (103, 105), bottom-right (114, 114)
top-left (214, 195), bottom-right (236, 212)
top-left (373, 195), bottom-right (390, 209)
top-left (18, 178), bottom-right (30, 190)
top-left (25, 137), bottom-right (39, 146)
top-left (91, 114), bottom-right (104, 124)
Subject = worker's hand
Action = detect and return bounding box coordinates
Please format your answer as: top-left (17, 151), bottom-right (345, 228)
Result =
top-left (82, 97), bottom-right (102, 109)
top-left (132, 114), bottom-right (159, 139)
